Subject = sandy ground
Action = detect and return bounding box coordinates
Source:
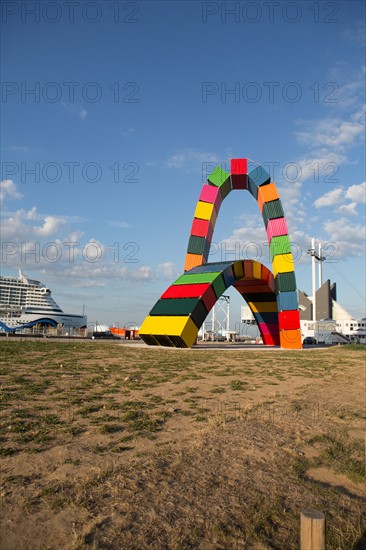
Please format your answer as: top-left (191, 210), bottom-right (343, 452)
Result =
top-left (0, 341), bottom-right (365, 549)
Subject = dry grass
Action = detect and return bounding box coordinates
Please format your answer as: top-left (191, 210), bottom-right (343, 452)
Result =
top-left (0, 340), bottom-right (365, 549)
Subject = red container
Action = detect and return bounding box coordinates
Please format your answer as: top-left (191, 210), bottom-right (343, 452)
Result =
top-left (199, 184), bottom-right (222, 211)
top-left (278, 309), bottom-right (300, 330)
top-left (230, 158), bottom-right (248, 189)
top-left (243, 260), bottom-right (253, 278)
top-left (162, 283), bottom-right (209, 299)
top-left (201, 285), bottom-right (218, 311)
top-left (161, 282), bottom-right (216, 312)
top-left (266, 217), bottom-right (288, 241)
top-left (190, 218), bottom-right (214, 240)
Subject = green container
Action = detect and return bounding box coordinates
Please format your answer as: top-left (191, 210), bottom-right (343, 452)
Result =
top-left (187, 235), bottom-right (210, 257)
top-left (275, 272), bottom-right (297, 292)
top-left (269, 235), bottom-right (291, 261)
top-left (207, 166), bottom-right (231, 199)
top-left (262, 200), bottom-right (284, 226)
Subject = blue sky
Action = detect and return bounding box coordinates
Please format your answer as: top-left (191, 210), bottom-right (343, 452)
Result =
top-left (1, 0), bottom-right (365, 328)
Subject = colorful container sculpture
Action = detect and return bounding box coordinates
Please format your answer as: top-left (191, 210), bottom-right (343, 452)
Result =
top-left (139, 158), bottom-right (302, 349)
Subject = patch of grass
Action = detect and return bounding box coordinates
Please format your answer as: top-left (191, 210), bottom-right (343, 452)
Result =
top-left (341, 344), bottom-right (366, 351)
top-left (99, 423), bottom-right (124, 434)
top-left (230, 380), bottom-right (247, 391)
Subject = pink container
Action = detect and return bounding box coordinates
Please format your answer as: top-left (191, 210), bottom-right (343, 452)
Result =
top-left (199, 184), bottom-right (222, 212)
top-left (266, 217), bottom-right (288, 241)
top-left (258, 322), bottom-right (279, 335)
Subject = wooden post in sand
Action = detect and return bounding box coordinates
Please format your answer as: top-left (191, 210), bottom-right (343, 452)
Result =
top-left (301, 509), bottom-right (326, 549)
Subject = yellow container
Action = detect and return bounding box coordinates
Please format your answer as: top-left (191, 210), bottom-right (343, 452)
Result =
top-left (272, 253), bottom-right (295, 276)
top-left (233, 261), bottom-right (244, 279)
top-left (194, 201), bottom-right (217, 223)
top-left (247, 301), bottom-right (278, 313)
top-left (252, 261), bottom-right (262, 279)
top-left (139, 315), bottom-right (198, 348)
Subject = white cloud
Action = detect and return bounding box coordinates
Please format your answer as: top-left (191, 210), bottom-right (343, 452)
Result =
top-left (156, 262), bottom-right (176, 279)
top-left (314, 182), bottom-right (365, 215)
top-left (0, 179), bottom-right (23, 203)
top-left (61, 102), bottom-right (88, 120)
top-left (122, 127), bottom-right (136, 136)
top-left (294, 152), bottom-right (346, 183)
top-left (34, 215), bottom-right (67, 237)
top-left (342, 21), bottom-right (366, 47)
top-left (323, 218), bottom-right (366, 257)
top-left (165, 149), bottom-right (220, 172)
top-left (4, 145), bottom-right (30, 153)
top-left (107, 220), bottom-right (131, 228)
top-left (336, 202), bottom-right (358, 216)
top-left (296, 106), bottom-right (365, 153)
top-left (345, 181), bottom-right (366, 203)
top-left (314, 187), bottom-right (344, 208)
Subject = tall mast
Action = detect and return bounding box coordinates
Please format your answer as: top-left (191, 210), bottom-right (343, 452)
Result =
top-left (318, 242), bottom-right (323, 288)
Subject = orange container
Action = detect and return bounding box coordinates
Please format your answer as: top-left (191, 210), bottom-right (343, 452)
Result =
top-left (258, 183), bottom-right (280, 211)
top-left (184, 253), bottom-right (204, 272)
top-left (279, 329), bottom-right (302, 349)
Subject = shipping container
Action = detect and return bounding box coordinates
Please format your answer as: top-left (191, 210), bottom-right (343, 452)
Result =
top-left (272, 254), bottom-right (295, 276)
top-left (173, 272), bottom-right (227, 299)
top-left (275, 271), bottom-right (297, 292)
top-left (230, 158), bottom-right (248, 189)
top-left (247, 301), bottom-right (279, 313)
top-left (199, 184), bottom-right (222, 211)
top-left (138, 315), bottom-right (198, 348)
top-left (253, 311), bottom-right (279, 324)
top-left (149, 297), bottom-right (208, 329)
top-left (190, 262), bottom-right (235, 287)
top-left (258, 322), bottom-right (280, 335)
top-left (194, 200), bottom-right (217, 223)
top-left (262, 200), bottom-right (285, 226)
top-left (207, 166), bottom-right (231, 199)
top-left (190, 217), bottom-right (214, 240)
top-left (258, 183), bottom-right (280, 211)
top-left (248, 165), bottom-right (271, 187)
top-left (266, 217), bottom-right (288, 240)
top-left (278, 310), bottom-right (300, 330)
top-left (279, 328), bottom-right (302, 349)
top-left (244, 292), bottom-right (277, 303)
top-left (277, 291), bottom-right (298, 312)
top-left (187, 235), bottom-right (210, 257)
top-left (252, 261), bottom-right (262, 279)
top-left (184, 253), bottom-right (204, 272)
top-left (269, 235), bottom-right (291, 261)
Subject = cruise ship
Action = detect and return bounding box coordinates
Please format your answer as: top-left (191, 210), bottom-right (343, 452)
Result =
top-left (0, 271), bottom-right (87, 333)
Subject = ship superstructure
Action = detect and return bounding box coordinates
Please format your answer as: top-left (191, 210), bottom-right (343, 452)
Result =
top-left (0, 270), bottom-right (87, 332)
